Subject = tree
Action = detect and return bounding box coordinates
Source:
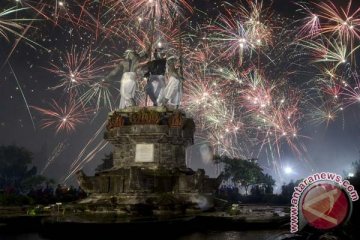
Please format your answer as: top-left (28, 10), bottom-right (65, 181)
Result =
top-left (215, 156), bottom-right (264, 195)
top-left (261, 173), bottom-right (276, 194)
top-left (95, 153), bottom-right (114, 172)
top-left (0, 145), bottom-right (45, 193)
top-left (279, 180), bottom-right (302, 204)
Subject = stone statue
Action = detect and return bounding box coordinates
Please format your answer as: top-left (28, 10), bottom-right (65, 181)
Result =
top-left (160, 55), bottom-right (183, 107)
top-left (104, 49), bottom-right (141, 109)
top-left (144, 48), bottom-right (166, 106)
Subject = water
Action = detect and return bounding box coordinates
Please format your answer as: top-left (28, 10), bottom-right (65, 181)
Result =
top-left (178, 230), bottom-right (287, 240)
top-left (0, 234), bottom-right (43, 240)
top-left (0, 230), bottom-right (288, 240)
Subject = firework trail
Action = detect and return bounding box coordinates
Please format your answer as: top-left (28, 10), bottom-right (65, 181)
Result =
top-left (41, 141), bottom-right (69, 175)
top-left (64, 120), bottom-right (108, 182)
top-left (0, 7), bottom-right (27, 41)
top-left (0, 6), bottom-right (48, 69)
top-left (64, 140), bottom-right (108, 183)
top-left (7, 61), bottom-right (36, 130)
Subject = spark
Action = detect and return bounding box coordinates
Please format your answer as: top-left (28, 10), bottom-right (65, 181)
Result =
top-left (32, 99), bottom-right (92, 133)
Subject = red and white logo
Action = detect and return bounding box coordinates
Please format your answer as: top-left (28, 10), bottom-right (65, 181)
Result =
top-left (301, 183), bottom-right (350, 230)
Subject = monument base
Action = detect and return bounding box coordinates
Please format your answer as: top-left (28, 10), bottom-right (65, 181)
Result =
top-left (76, 107), bottom-right (220, 215)
top-left (77, 167), bottom-right (219, 215)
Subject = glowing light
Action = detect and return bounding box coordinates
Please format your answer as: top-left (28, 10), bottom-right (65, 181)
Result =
top-left (284, 166), bottom-right (293, 174)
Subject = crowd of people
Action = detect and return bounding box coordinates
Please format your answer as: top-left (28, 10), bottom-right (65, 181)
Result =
top-left (27, 184), bottom-right (87, 204)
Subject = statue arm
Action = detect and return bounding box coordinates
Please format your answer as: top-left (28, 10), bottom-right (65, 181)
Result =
top-left (138, 51), bottom-right (148, 60)
top-left (176, 66), bottom-right (186, 82)
top-left (104, 63), bottom-right (124, 82)
top-left (142, 61), bottom-right (151, 78)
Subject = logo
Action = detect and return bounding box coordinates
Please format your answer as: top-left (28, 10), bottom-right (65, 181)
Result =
top-left (290, 172), bottom-right (358, 233)
top-left (302, 183), bottom-right (349, 230)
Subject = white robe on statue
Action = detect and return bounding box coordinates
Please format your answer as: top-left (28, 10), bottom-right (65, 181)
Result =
top-left (119, 72), bottom-right (137, 109)
top-left (163, 75), bottom-right (182, 106)
top-left (151, 75), bottom-right (165, 105)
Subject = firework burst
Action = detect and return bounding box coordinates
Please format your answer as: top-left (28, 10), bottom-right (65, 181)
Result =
top-left (125, 0), bottom-right (192, 25)
top-left (46, 46), bottom-right (107, 94)
top-left (342, 73), bottom-right (360, 107)
top-left (32, 99), bottom-right (92, 133)
top-left (315, 0), bottom-right (360, 43)
top-left (0, 7), bottom-right (30, 41)
top-left (301, 37), bottom-right (359, 69)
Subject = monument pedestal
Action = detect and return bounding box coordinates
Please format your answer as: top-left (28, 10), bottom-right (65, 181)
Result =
top-left (77, 107), bottom-right (219, 215)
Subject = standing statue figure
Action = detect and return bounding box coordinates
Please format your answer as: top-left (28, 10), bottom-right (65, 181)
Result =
top-left (161, 55), bottom-right (183, 108)
top-left (144, 48), bottom-right (166, 106)
top-left (104, 49), bottom-right (141, 109)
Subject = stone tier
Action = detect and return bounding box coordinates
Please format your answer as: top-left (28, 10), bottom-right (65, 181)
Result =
top-left (77, 167), bottom-right (218, 195)
top-left (104, 106), bottom-right (195, 169)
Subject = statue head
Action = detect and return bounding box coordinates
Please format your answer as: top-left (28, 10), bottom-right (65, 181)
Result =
top-left (124, 49), bottom-right (137, 60)
top-left (167, 55), bottom-right (179, 70)
top-left (154, 47), bottom-right (166, 60)
top-left (167, 55), bottom-right (178, 63)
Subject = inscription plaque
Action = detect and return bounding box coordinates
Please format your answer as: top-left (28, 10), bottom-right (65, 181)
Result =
top-left (135, 144), bottom-right (154, 162)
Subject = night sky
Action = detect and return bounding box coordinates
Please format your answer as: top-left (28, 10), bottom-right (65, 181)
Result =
top-left (1, 0), bottom-right (360, 189)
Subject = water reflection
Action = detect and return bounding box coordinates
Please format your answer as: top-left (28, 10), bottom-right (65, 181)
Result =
top-left (178, 230), bottom-right (286, 240)
top-left (0, 230), bottom-right (289, 240)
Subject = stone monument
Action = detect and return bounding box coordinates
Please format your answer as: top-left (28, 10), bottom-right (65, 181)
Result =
top-left (77, 106), bottom-right (219, 215)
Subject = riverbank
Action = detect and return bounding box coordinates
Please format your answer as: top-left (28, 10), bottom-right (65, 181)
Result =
top-left (0, 205), bottom-right (289, 239)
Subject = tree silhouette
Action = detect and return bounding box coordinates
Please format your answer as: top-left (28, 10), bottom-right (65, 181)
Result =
top-left (215, 155), bottom-right (267, 195)
top-left (262, 173), bottom-right (276, 194)
top-left (0, 145), bottom-right (45, 193)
